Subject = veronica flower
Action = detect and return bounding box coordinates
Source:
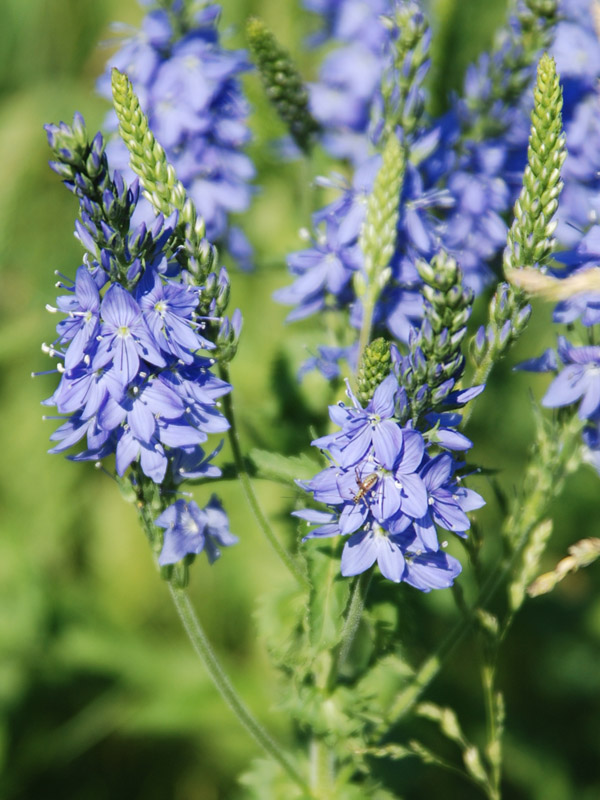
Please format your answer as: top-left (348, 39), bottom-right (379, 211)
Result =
top-left (542, 337), bottom-right (600, 419)
top-left (54, 266), bottom-right (102, 369)
top-left (340, 521), bottom-right (462, 589)
top-left (99, 1), bottom-right (255, 266)
top-left (156, 496), bottom-right (238, 566)
top-left (43, 112), bottom-right (237, 568)
top-left (304, 0), bottom-right (391, 162)
top-left (297, 369), bottom-right (483, 587)
top-left (138, 271), bottom-right (215, 360)
top-left (313, 374), bottom-right (403, 468)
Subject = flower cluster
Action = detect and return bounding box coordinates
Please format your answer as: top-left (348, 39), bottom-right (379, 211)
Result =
top-left (304, 0), bottom-right (392, 162)
top-left (277, 0), bottom-right (566, 379)
top-left (98, 0), bottom-right (254, 267)
top-left (41, 113), bottom-right (237, 568)
top-left (295, 374), bottom-right (484, 588)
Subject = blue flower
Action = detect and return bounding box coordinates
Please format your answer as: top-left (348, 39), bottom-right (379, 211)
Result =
top-left (203, 495), bottom-right (239, 563)
top-left (341, 522), bottom-right (408, 582)
top-left (304, 0), bottom-right (391, 161)
top-left (138, 271), bottom-right (215, 360)
top-left (542, 337), bottom-right (600, 419)
top-left (54, 266), bottom-right (102, 369)
top-left (99, 1), bottom-right (254, 265)
top-left (313, 375), bottom-right (403, 469)
top-left (92, 283), bottom-right (166, 385)
top-left (156, 496), bottom-right (237, 566)
top-left (440, 141), bottom-right (509, 293)
top-left (402, 545), bottom-right (462, 592)
top-left (556, 98), bottom-right (600, 247)
top-left (274, 220), bottom-right (361, 321)
top-left (43, 114), bottom-right (234, 494)
top-left (335, 428), bottom-right (427, 525)
top-left (339, 521), bottom-right (462, 589)
top-left (297, 372), bottom-right (482, 588)
top-left (414, 453), bottom-right (485, 549)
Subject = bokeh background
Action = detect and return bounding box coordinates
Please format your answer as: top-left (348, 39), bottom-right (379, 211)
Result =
top-left (1, 0), bottom-right (599, 797)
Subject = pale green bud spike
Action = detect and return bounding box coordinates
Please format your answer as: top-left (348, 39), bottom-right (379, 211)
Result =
top-left (466, 54), bottom-right (566, 411)
top-left (246, 18), bottom-right (319, 153)
top-left (357, 134), bottom-right (405, 292)
top-left (354, 135), bottom-right (405, 375)
top-left (111, 68), bottom-right (196, 227)
top-left (504, 53), bottom-right (566, 274)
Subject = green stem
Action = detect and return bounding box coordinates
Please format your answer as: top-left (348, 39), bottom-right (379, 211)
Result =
top-left (336, 570), bottom-right (373, 675)
top-left (218, 363), bottom-right (309, 589)
top-left (384, 414), bottom-right (580, 730)
top-left (481, 659), bottom-right (501, 800)
top-left (309, 737), bottom-right (334, 799)
top-left (167, 582), bottom-right (310, 794)
top-left (300, 152), bottom-right (313, 228)
top-left (355, 293), bottom-right (377, 384)
top-left (461, 354), bottom-right (494, 426)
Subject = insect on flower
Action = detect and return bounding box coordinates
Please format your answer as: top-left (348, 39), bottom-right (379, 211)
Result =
top-left (353, 469), bottom-right (379, 504)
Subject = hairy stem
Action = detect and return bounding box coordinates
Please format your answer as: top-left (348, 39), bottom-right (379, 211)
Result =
top-left (168, 583), bottom-right (310, 793)
top-left (219, 363), bottom-right (309, 589)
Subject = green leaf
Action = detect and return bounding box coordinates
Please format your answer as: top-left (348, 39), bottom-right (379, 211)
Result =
top-left (239, 757), bottom-right (310, 800)
top-left (353, 652), bottom-right (414, 726)
top-left (249, 448), bottom-right (321, 486)
top-left (307, 545), bottom-right (350, 652)
top-left (253, 580), bottom-right (310, 673)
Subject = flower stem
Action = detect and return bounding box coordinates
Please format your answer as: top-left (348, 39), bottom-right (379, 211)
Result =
top-left (461, 355), bottom-right (494, 426)
top-left (309, 737), bottom-right (335, 798)
top-left (384, 413), bottom-right (581, 730)
top-left (218, 363), bottom-right (309, 589)
top-left (167, 582), bottom-right (310, 793)
top-left (355, 295), bottom-right (377, 384)
top-left (481, 658), bottom-right (501, 800)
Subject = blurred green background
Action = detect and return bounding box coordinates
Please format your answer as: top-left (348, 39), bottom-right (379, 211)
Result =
top-left (1, 0), bottom-right (599, 797)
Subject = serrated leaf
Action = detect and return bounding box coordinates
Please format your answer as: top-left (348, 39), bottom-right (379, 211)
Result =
top-left (249, 448), bottom-right (321, 486)
top-left (238, 757), bottom-right (309, 800)
top-left (354, 652), bottom-right (414, 724)
top-left (307, 546), bottom-right (350, 651)
top-left (253, 581), bottom-right (310, 673)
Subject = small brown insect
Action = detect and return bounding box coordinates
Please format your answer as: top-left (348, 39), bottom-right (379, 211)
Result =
top-left (353, 469), bottom-right (378, 504)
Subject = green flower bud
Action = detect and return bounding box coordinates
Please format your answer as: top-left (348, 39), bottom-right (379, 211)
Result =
top-left (247, 17), bottom-right (319, 153)
top-left (356, 338), bottom-right (392, 406)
